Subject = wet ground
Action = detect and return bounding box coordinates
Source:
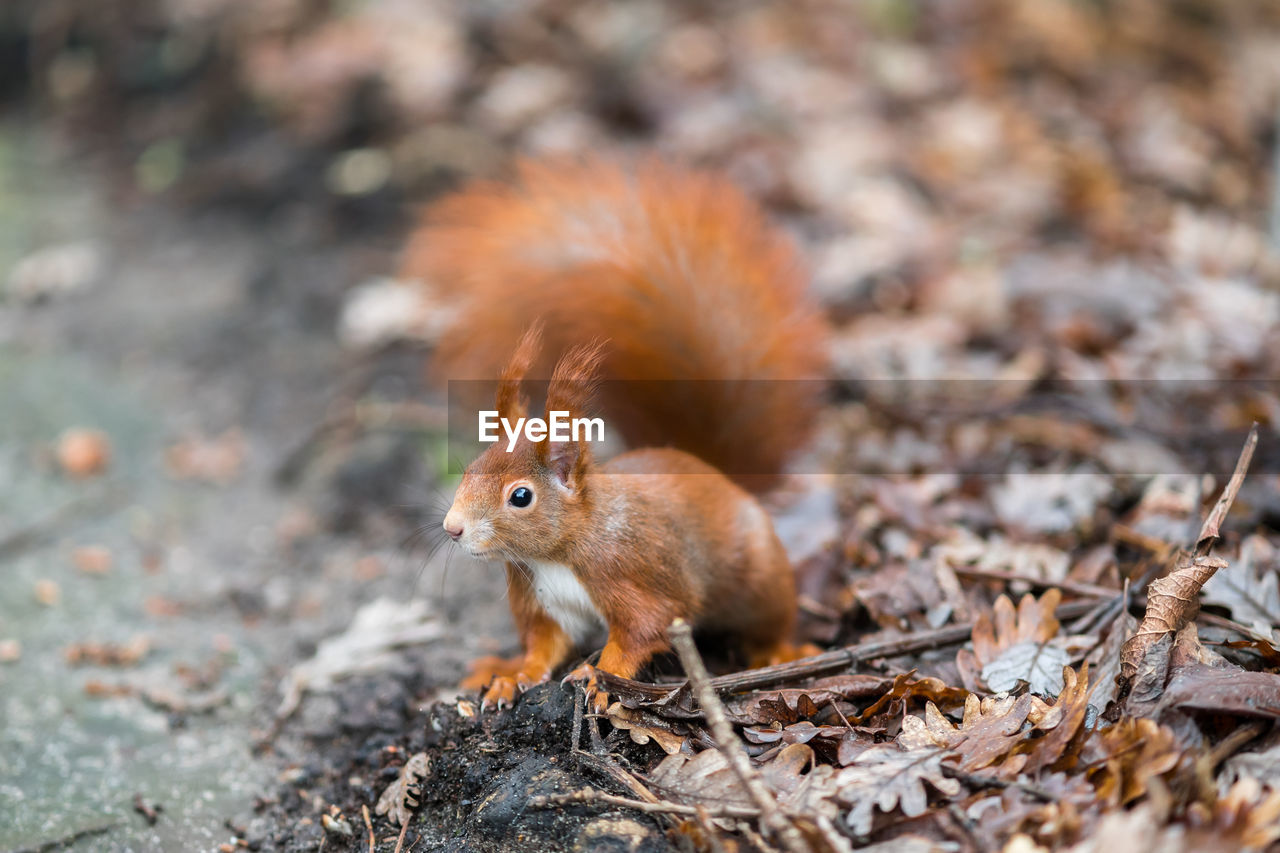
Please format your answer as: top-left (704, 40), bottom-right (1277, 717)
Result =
top-left (0, 119), bottom-right (527, 851)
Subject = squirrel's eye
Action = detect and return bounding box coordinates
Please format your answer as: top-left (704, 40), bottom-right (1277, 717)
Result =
top-left (509, 486), bottom-right (533, 508)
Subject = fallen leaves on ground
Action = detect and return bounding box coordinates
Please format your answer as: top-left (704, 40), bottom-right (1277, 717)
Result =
top-left (374, 752), bottom-right (430, 826)
top-left (957, 589), bottom-right (1095, 696)
top-left (64, 635), bottom-right (151, 667)
top-left (276, 598), bottom-right (445, 719)
top-left (38, 1), bottom-right (1280, 849)
top-left (839, 742), bottom-right (962, 835)
top-left (607, 703), bottom-right (694, 755)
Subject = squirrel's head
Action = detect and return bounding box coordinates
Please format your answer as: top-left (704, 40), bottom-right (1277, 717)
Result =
top-left (443, 325), bottom-right (604, 562)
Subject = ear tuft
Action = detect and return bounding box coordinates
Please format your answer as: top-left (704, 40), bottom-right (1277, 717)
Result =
top-left (495, 322), bottom-right (543, 421)
top-left (539, 339), bottom-right (607, 486)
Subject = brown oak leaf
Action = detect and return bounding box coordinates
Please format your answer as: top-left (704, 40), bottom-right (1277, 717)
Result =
top-left (898, 693), bottom-right (1036, 774)
top-left (606, 703), bottom-right (694, 754)
top-left (837, 743), bottom-right (963, 835)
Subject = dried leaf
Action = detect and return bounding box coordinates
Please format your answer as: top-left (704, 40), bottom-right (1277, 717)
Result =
top-left (723, 675), bottom-right (895, 725)
top-left (744, 720), bottom-right (848, 746)
top-left (1063, 803), bottom-right (1180, 853)
top-left (1020, 665), bottom-right (1095, 775)
top-left (1120, 554), bottom-right (1228, 684)
top-left (1200, 777), bottom-right (1280, 850)
top-left (982, 642), bottom-right (1071, 695)
top-left (276, 598), bottom-right (444, 718)
top-left (1081, 718), bottom-right (1183, 806)
top-left (607, 703), bottom-right (691, 754)
top-left (165, 429), bottom-right (246, 484)
top-left (1157, 663), bottom-right (1280, 719)
top-left (1202, 536), bottom-right (1280, 640)
top-left (852, 672), bottom-right (969, 726)
top-left (968, 771), bottom-right (1095, 847)
top-left (837, 744), bottom-right (962, 835)
top-left (375, 752), bottom-right (430, 826)
top-left (601, 672), bottom-right (898, 723)
top-left (1222, 739), bottom-right (1280, 792)
top-left (1084, 612), bottom-right (1137, 713)
top-left (64, 635), bottom-right (151, 667)
top-left (648, 743), bottom-right (840, 822)
top-left (958, 589), bottom-right (1088, 695)
top-left (950, 694), bottom-right (1035, 772)
top-left (140, 685), bottom-right (229, 714)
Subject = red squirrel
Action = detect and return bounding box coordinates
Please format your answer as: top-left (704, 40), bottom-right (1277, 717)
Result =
top-left (406, 158), bottom-right (828, 710)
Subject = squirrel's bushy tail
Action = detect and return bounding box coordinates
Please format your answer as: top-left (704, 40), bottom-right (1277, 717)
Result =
top-left (403, 157), bottom-right (828, 488)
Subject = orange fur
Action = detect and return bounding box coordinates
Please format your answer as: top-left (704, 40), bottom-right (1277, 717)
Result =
top-left (445, 344), bottom-right (812, 711)
top-left (430, 159), bottom-right (828, 710)
top-left (404, 157), bottom-right (828, 489)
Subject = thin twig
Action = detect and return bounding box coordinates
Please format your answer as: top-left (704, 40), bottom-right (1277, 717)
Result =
top-left (602, 600), bottom-right (1100, 700)
top-left (529, 787), bottom-right (759, 819)
top-left (1208, 721), bottom-right (1267, 769)
top-left (392, 814), bottom-right (410, 853)
top-left (0, 489), bottom-right (117, 561)
top-left (362, 804), bottom-right (375, 853)
top-left (696, 805), bottom-right (731, 853)
top-left (1195, 423), bottom-right (1258, 556)
top-left (570, 683), bottom-right (584, 754)
top-left (5, 822), bottom-right (118, 853)
top-left (669, 619), bottom-right (808, 853)
top-left (572, 750), bottom-right (662, 805)
top-left (1200, 612), bottom-right (1275, 642)
top-left (940, 765), bottom-right (1055, 802)
top-left (952, 567), bottom-right (1119, 600)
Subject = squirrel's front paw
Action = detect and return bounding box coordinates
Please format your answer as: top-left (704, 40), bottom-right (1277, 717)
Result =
top-left (461, 654), bottom-right (523, 691)
top-left (478, 670), bottom-right (548, 710)
top-left (562, 664), bottom-right (610, 713)
top-left (480, 676), bottom-right (518, 709)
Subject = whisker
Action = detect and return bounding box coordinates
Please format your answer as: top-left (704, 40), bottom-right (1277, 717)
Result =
top-left (410, 529), bottom-right (452, 596)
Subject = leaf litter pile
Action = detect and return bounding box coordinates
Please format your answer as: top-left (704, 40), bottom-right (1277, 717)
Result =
top-left (297, 421), bottom-right (1280, 853)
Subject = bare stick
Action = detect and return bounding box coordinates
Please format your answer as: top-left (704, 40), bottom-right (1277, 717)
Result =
top-left (669, 619), bottom-right (808, 853)
top-left (601, 600), bottom-right (1100, 701)
top-left (952, 567), bottom-right (1119, 600)
top-left (529, 787), bottom-right (759, 819)
top-left (573, 749), bottom-right (663, 805)
top-left (696, 805), bottom-right (731, 853)
top-left (1196, 423), bottom-right (1259, 555)
top-left (362, 804), bottom-right (375, 853)
top-left (392, 814), bottom-right (410, 853)
top-left (1208, 720), bottom-right (1266, 768)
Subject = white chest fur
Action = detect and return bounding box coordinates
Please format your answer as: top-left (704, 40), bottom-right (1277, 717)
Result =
top-left (527, 560), bottom-right (604, 644)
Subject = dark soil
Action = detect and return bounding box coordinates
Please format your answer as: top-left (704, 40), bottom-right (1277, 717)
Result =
top-left (253, 680), bottom-right (674, 853)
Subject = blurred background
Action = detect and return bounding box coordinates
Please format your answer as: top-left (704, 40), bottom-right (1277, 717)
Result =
top-left (2, 0), bottom-right (1280, 849)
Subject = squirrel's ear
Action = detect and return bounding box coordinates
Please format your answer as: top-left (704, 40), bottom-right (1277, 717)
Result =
top-left (539, 340), bottom-right (606, 490)
top-left (495, 322), bottom-right (543, 422)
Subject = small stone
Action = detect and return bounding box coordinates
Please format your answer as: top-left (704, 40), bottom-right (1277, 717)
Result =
top-left (56, 428), bottom-right (111, 478)
top-left (574, 817), bottom-right (661, 852)
top-left (34, 579), bottom-right (61, 607)
top-left (7, 241), bottom-right (102, 302)
top-left (474, 65), bottom-right (575, 133)
top-left (325, 148), bottom-right (392, 196)
top-left (73, 545), bottom-right (113, 575)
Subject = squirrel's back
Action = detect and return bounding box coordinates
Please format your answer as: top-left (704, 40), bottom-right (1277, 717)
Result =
top-left (403, 157), bottom-right (828, 487)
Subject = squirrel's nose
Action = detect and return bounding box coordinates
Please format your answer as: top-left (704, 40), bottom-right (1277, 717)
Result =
top-left (443, 512), bottom-right (464, 541)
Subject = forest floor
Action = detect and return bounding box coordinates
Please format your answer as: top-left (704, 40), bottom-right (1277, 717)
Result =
top-left (5, 2), bottom-right (1280, 851)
